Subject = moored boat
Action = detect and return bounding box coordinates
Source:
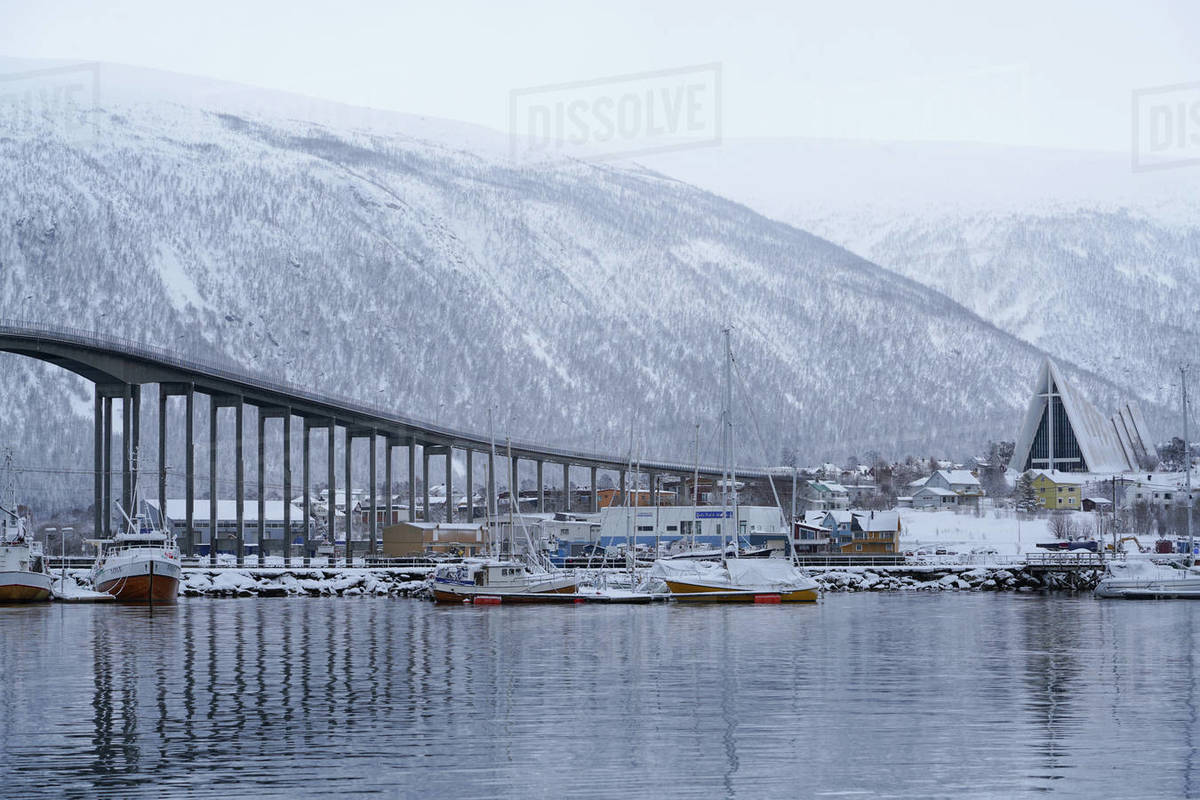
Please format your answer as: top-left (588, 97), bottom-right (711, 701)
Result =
top-left (652, 558), bottom-right (819, 603)
top-left (430, 559), bottom-right (578, 603)
top-left (0, 531), bottom-right (52, 603)
top-left (1094, 560), bottom-right (1200, 599)
top-left (0, 458), bottom-right (51, 603)
top-left (89, 457), bottom-right (181, 603)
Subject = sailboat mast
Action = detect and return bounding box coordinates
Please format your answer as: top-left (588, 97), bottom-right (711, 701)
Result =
top-left (722, 328), bottom-right (733, 561)
top-left (692, 422), bottom-right (700, 551)
top-left (1184, 365), bottom-right (1193, 566)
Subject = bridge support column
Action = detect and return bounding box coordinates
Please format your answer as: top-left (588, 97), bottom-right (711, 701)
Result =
top-left (93, 392), bottom-right (103, 538)
top-left (283, 411), bottom-right (292, 568)
top-left (185, 384), bottom-right (194, 558)
top-left (103, 396), bottom-right (113, 537)
top-left (590, 466), bottom-right (598, 512)
top-left (209, 399), bottom-right (218, 566)
top-left (465, 450), bottom-right (473, 521)
top-left (302, 421), bottom-right (311, 566)
top-left (369, 431), bottom-right (378, 556)
top-left (257, 410), bottom-right (265, 561)
top-left (326, 419), bottom-right (335, 566)
top-left (235, 399), bottom-right (244, 567)
top-left (385, 438), bottom-right (394, 529)
top-left (131, 384), bottom-right (140, 495)
top-left (511, 456), bottom-right (519, 515)
top-left (407, 439), bottom-right (416, 522)
top-left (537, 460), bottom-right (544, 513)
top-left (619, 468), bottom-right (627, 508)
top-left (650, 472), bottom-right (659, 508)
top-left (445, 449), bottom-right (453, 523)
top-left (122, 384), bottom-right (132, 516)
top-left (158, 387), bottom-right (167, 528)
top-left (563, 463), bottom-right (571, 513)
top-left (487, 448), bottom-right (496, 520)
top-left (344, 430), bottom-right (352, 566)
top-left (422, 448), bottom-right (430, 522)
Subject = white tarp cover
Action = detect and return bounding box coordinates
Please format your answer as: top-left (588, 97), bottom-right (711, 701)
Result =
top-left (649, 558), bottom-right (815, 590)
top-left (1106, 560), bottom-right (1200, 582)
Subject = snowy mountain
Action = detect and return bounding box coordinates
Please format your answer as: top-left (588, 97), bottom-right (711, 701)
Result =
top-left (0, 63), bottom-right (1156, 512)
top-left (635, 138), bottom-right (1200, 416)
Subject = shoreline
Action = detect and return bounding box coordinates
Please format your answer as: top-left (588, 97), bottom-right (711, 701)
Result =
top-left (50, 563), bottom-right (1106, 600)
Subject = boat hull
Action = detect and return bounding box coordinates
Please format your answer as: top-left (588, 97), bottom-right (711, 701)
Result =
top-left (664, 579), bottom-right (818, 603)
top-left (1096, 578), bottom-right (1200, 599)
top-left (0, 571), bottom-right (52, 602)
top-left (94, 560), bottom-right (182, 603)
top-left (432, 582), bottom-right (578, 604)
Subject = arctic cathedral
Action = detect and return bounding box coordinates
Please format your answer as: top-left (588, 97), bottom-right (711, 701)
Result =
top-left (1009, 358), bottom-right (1155, 474)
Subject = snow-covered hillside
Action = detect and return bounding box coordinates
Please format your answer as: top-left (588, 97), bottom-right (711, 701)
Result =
top-left (636, 138), bottom-right (1200, 416)
top-left (0, 64), bottom-right (1153, 511)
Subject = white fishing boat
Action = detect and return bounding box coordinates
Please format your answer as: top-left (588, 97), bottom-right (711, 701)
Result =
top-left (0, 510), bottom-right (52, 603)
top-left (0, 454), bottom-right (52, 603)
top-left (89, 453), bottom-right (181, 603)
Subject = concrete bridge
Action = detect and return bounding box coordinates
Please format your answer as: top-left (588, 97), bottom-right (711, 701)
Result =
top-left (0, 322), bottom-right (782, 565)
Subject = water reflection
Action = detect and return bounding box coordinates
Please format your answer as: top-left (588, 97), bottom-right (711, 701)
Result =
top-left (6, 596), bottom-right (1200, 797)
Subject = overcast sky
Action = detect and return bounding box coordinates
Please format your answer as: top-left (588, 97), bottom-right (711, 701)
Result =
top-left (2, 0), bottom-right (1198, 151)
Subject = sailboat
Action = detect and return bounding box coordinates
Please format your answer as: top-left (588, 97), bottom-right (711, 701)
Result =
top-left (0, 455), bottom-right (52, 603)
top-left (88, 450), bottom-right (182, 603)
top-left (429, 425), bottom-right (577, 603)
top-left (656, 329), bottom-right (818, 603)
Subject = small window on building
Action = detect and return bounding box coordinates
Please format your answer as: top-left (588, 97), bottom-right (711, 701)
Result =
top-left (637, 525), bottom-right (653, 532)
top-left (666, 525), bottom-right (678, 532)
top-left (1068, 497), bottom-right (1075, 504)
top-left (855, 544), bottom-right (862, 551)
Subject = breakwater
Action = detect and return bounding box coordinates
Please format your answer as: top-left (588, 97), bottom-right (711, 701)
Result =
top-left (811, 565), bottom-right (1104, 592)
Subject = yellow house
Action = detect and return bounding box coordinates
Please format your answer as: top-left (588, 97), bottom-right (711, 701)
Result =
top-left (1029, 470), bottom-right (1084, 510)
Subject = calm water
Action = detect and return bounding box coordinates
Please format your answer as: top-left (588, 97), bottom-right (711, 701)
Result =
top-left (2, 594), bottom-right (1200, 799)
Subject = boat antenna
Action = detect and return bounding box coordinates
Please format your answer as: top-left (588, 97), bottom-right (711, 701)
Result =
top-left (488, 406), bottom-right (499, 558)
top-left (721, 327), bottom-right (733, 564)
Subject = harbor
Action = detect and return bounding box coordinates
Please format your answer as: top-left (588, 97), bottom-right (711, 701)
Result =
top-left (6, 593), bottom-right (1200, 799)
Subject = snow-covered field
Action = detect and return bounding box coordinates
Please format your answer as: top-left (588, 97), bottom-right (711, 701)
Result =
top-left (898, 507), bottom-right (1106, 556)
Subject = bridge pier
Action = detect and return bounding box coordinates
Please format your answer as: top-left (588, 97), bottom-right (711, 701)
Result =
top-left (158, 386), bottom-right (167, 531)
top-left (93, 392), bottom-right (102, 538)
top-left (444, 448), bottom-right (453, 523)
top-left (282, 411), bottom-right (292, 567)
top-left (185, 384), bottom-right (194, 558)
top-left (407, 438), bottom-right (416, 522)
top-left (421, 448), bottom-right (430, 521)
top-left (563, 463), bottom-right (570, 513)
top-left (537, 460), bottom-right (544, 513)
top-left (487, 447), bottom-right (495, 519)
top-left (369, 430), bottom-right (377, 556)
top-left (131, 384), bottom-right (140, 498)
top-left (618, 468), bottom-right (626, 508)
top-left (122, 384), bottom-right (132, 516)
top-left (465, 449), bottom-right (473, 521)
top-left (302, 420), bottom-right (312, 566)
top-left (209, 399), bottom-right (217, 566)
top-left (103, 395), bottom-right (112, 537)
top-left (326, 419), bottom-right (335, 566)
top-left (510, 455), bottom-right (519, 515)
top-left (235, 398), bottom-right (244, 568)
top-left (385, 438), bottom-right (394, 532)
top-left (344, 429), bottom-right (352, 566)
top-left (257, 410), bottom-right (265, 562)
top-left (590, 466), bottom-right (598, 512)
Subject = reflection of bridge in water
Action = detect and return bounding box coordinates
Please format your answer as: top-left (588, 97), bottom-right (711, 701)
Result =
top-left (0, 322), bottom-right (776, 566)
